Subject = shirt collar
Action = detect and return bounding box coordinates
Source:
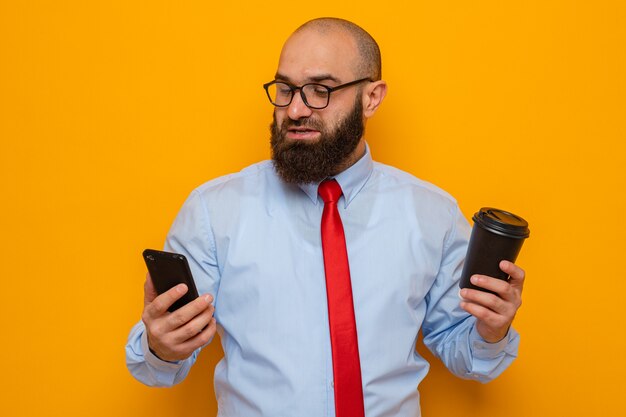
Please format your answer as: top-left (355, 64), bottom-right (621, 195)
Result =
top-left (298, 143), bottom-right (374, 208)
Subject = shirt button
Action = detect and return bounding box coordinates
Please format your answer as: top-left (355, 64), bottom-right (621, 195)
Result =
top-left (330, 381), bottom-right (334, 388)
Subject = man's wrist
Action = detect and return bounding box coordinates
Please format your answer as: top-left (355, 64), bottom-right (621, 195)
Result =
top-left (146, 334), bottom-right (179, 364)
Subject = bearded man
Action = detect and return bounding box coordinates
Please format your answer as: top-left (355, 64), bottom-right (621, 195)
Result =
top-left (126, 17), bottom-right (525, 417)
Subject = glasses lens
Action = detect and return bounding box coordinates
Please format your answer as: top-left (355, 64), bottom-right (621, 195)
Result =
top-left (302, 84), bottom-right (330, 109)
top-left (266, 82), bottom-right (293, 106)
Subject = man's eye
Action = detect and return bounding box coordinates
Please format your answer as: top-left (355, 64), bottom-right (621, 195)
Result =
top-left (277, 86), bottom-right (293, 95)
top-left (311, 86), bottom-right (329, 96)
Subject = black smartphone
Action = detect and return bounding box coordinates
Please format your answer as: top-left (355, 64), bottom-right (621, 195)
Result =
top-left (142, 249), bottom-right (200, 312)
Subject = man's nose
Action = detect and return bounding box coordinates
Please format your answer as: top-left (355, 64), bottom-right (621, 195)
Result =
top-left (287, 90), bottom-right (313, 120)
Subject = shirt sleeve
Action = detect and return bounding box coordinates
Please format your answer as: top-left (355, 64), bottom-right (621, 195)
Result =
top-left (421, 204), bottom-right (520, 383)
top-left (125, 189), bottom-right (221, 386)
top-left (125, 320), bottom-right (199, 386)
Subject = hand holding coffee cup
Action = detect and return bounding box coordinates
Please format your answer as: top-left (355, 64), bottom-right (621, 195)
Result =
top-left (460, 208), bottom-right (530, 293)
top-left (459, 208), bottom-right (529, 342)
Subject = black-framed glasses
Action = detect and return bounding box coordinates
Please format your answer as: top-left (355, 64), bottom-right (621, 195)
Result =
top-left (263, 78), bottom-right (372, 110)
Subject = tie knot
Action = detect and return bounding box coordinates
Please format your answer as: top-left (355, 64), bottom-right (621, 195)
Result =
top-left (318, 179), bottom-right (343, 203)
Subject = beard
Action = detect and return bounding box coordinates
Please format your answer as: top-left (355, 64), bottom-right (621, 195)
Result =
top-left (270, 98), bottom-right (364, 184)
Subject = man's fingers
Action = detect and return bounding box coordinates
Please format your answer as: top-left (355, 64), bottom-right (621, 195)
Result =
top-left (460, 300), bottom-right (508, 327)
top-left (144, 283), bottom-right (188, 318)
top-left (142, 292), bottom-right (215, 362)
top-left (466, 261), bottom-right (525, 302)
top-left (164, 294), bottom-right (214, 333)
top-left (170, 304), bottom-right (216, 344)
top-left (175, 317), bottom-right (218, 356)
top-left (500, 260), bottom-right (525, 289)
top-left (155, 315), bottom-right (217, 362)
top-left (467, 274), bottom-right (514, 300)
top-left (461, 262), bottom-right (526, 343)
top-left (461, 286), bottom-right (509, 314)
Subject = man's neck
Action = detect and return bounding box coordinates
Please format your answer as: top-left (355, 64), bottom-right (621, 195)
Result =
top-left (331, 139), bottom-right (366, 176)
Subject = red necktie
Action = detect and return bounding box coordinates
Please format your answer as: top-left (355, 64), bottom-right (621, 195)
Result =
top-left (318, 179), bottom-right (365, 417)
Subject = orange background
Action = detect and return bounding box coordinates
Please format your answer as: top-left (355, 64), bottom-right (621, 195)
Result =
top-left (1, 1), bottom-right (625, 416)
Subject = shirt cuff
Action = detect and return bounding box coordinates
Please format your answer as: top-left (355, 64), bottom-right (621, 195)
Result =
top-left (469, 324), bottom-right (519, 358)
top-left (466, 324), bottom-right (519, 382)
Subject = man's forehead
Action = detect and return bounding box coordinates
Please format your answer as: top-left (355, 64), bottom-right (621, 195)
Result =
top-left (276, 28), bottom-right (359, 83)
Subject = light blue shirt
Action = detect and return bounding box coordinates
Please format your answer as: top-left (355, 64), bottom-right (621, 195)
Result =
top-left (126, 145), bottom-right (519, 417)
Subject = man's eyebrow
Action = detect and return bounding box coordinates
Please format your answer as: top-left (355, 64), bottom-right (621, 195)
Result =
top-left (308, 74), bottom-right (341, 84)
top-left (274, 73), bottom-right (292, 82)
top-left (274, 73), bottom-right (341, 84)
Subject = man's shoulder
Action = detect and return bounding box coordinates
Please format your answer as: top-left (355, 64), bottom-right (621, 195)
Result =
top-left (192, 160), bottom-right (277, 195)
top-left (371, 161), bottom-right (458, 206)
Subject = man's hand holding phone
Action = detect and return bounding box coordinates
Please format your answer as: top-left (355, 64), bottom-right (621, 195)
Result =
top-left (141, 273), bottom-right (217, 362)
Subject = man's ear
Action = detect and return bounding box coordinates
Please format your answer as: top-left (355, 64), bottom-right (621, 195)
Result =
top-left (362, 80), bottom-right (387, 118)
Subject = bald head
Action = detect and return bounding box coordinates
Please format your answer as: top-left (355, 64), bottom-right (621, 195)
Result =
top-left (293, 18), bottom-right (382, 81)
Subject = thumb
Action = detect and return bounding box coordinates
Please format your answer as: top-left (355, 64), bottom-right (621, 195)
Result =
top-left (144, 273), bottom-right (159, 307)
top-left (500, 260), bottom-right (525, 290)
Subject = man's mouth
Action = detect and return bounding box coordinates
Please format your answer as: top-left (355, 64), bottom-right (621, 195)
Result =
top-left (285, 127), bottom-right (321, 140)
